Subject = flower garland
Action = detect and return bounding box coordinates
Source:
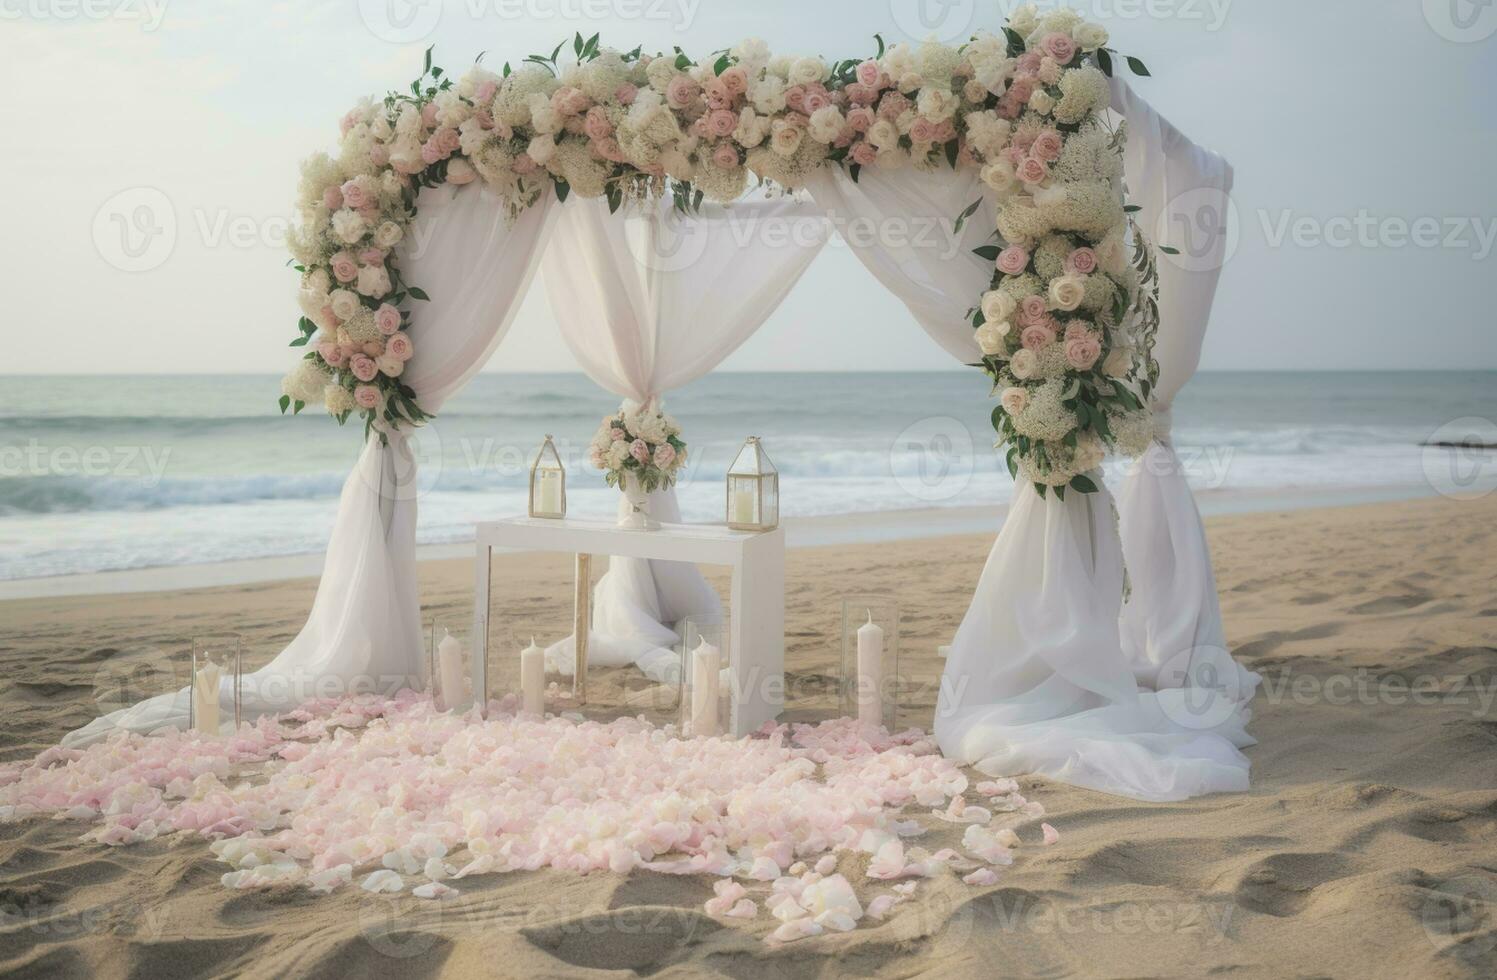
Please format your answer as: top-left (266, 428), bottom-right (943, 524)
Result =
top-left (589, 401), bottom-right (687, 493)
top-left (280, 4), bottom-right (1156, 493)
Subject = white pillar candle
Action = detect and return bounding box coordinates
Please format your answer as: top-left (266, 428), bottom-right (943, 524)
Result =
top-left (536, 468), bottom-right (562, 514)
top-left (689, 638), bottom-right (721, 737)
top-left (730, 484), bottom-right (756, 526)
top-left (437, 631), bottom-right (465, 712)
top-left (194, 658), bottom-right (221, 736)
top-left (856, 610), bottom-right (884, 729)
top-left (520, 637), bottom-right (545, 716)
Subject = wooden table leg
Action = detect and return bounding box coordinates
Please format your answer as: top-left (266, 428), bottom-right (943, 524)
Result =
top-left (574, 553), bottom-right (591, 704)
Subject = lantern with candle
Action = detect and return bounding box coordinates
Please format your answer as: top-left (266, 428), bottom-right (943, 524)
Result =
top-left (528, 435), bottom-right (567, 519)
top-left (428, 621), bottom-right (472, 712)
top-left (839, 597), bottom-right (900, 730)
top-left (725, 437), bottom-right (778, 531)
top-left (677, 617), bottom-right (731, 738)
top-left (189, 634), bottom-right (243, 736)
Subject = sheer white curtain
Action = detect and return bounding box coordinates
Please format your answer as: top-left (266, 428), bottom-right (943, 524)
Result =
top-left (1110, 78), bottom-right (1260, 706)
top-left (65, 184), bottom-right (556, 746)
top-left (809, 162), bottom-right (1251, 800)
top-left (540, 193), bottom-right (829, 682)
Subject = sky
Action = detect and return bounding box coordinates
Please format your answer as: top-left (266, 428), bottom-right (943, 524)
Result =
top-left (3, 0), bottom-right (1495, 374)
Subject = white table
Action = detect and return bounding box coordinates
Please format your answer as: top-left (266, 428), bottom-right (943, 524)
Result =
top-left (472, 516), bottom-right (785, 737)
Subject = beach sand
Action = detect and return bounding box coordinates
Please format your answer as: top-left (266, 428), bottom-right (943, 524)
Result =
top-left (1, 494), bottom-right (1495, 978)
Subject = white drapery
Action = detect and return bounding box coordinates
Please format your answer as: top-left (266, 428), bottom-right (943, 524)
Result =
top-left (804, 105), bottom-right (1253, 800)
top-left (64, 184), bottom-right (557, 746)
top-left (1109, 78), bottom-right (1260, 706)
top-left (540, 193), bottom-right (829, 682)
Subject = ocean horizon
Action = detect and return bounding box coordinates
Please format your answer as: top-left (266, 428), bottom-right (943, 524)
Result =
top-left (2, 370), bottom-right (1494, 582)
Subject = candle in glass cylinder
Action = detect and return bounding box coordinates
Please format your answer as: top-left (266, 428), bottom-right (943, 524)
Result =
top-left (194, 657), bottom-right (221, 735)
top-left (520, 637), bottom-right (545, 716)
top-left (437, 631), bottom-right (465, 711)
top-left (856, 610), bottom-right (884, 728)
top-left (730, 484), bottom-right (756, 526)
top-left (536, 468), bottom-right (562, 515)
top-left (689, 637), bottom-right (721, 737)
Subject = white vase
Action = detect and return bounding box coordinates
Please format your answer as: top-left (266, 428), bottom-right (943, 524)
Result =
top-left (618, 472), bottom-right (660, 531)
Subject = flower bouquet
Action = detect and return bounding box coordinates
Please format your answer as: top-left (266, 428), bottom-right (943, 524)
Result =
top-left (589, 402), bottom-right (687, 529)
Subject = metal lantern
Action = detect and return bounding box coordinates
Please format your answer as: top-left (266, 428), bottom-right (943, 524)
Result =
top-left (528, 435), bottom-right (567, 519)
top-left (725, 437), bottom-right (778, 531)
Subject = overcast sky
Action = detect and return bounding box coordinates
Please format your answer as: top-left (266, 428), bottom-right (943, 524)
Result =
top-left (4, 0), bottom-right (1495, 374)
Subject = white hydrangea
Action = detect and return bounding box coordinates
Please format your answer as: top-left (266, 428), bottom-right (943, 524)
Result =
top-left (1010, 378), bottom-right (1076, 442)
top-left (1054, 66), bottom-right (1111, 126)
top-left (282, 359), bottom-right (330, 405)
top-left (324, 383), bottom-right (355, 416)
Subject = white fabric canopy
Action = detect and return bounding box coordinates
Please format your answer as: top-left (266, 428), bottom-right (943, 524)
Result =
top-left (1109, 78), bottom-right (1260, 708)
top-left (64, 184), bottom-right (557, 746)
top-left (540, 193), bottom-right (829, 682)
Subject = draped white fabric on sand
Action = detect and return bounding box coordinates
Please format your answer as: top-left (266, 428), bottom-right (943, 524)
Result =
top-left (539, 194), bottom-right (829, 682)
top-left (1108, 78), bottom-right (1261, 708)
top-left (64, 184), bottom-right (557, 746)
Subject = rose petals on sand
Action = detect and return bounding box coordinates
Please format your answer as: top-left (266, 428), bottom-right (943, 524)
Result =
top-left (962, 867), bottom-right (1001, 886)
top-left (1041, 822), bottom-right (1060, 845)
top-left (0, 693), bottom-right (1059, 943)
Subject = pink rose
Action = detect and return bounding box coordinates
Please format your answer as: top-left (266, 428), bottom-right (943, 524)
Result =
top-left (850, 141), bottom-right (878, 166)
top-left (877, 91), bottom-right (911, 120)
top-left (438, 127), bottom-right (461, 154)
top-left (318, 341), bottom-right (346, 368)
top-left (354, 384), bottom-right (381, 410)
top-left (386, 333), bottom-right (413, 361)
top-left (368, 144), bottom-right (390, 167)
top-left (615, 83), bottom-right (638, 105)
top-left (707, 109), bottom-right (737, 138)
top-left (340, 179), bottom-right (369, 209)
top-left (1066, 335), bottom-right (1102, 370)
top-left (803, 89), bottom-right (831, 114)
top-left (1032, 129), bottom-right (1063, 162)
top-left (610, 426), bottom-right (626, 442)
top-left (1041, 32), bottom-right (1078, 64)
top-left (846, 107), bottom-right (875, 132)
top-left (856, 59), bottom-right (883, 89)
top-left (420, 102), bottom-right (439, 128)
top-left (330, 252), bottom-right (359, 283)
top-left (513, 153), bottom-right (537, 175)
top-left (474, 80), bottom-right (498, 104)
top-left (595, 137), bottom-right (625, 162)
top-left (375, 304), bottom-right (401, 335)
top-left (705, 79), bottom-right (731, 109)
top-left (350, 354), bottom-right (378, 382)
top-left (934, 120), bottom-right (957, 142)
top-left (1008, 77), bottom-right (1035, 104)
top-left (1021, 325), bottom-right (1055, 351)
top-left (844, 83), bottom-right (874, 107)
top-left (909, 118), bottom-right (937, 143)
top-left (584, 106), bottom-right (613, 140)
top-left (421, 140), bottom-right (442, 165)
top-left (785, 86), bottom-right (807, 113)
top-left (1017, 52), bottom-right (1043, 74)
top-left (1066, 247), bottom-right (1098, 275)
top-left (552, 86), bottom-right (589, 116)
top-left (996, 245), bottom-right (1030, 276)
top-left (653, 443), bottom-right (676, 468)
top-left (629, 439), bottom-right (651, 465)
top-left (1065, 321), bottom-right (1090, 341)
top-left (1019, 295), bottom-right (1049, 325)
top-left (358, 247), bottom-right (386, 266)
top-left (720, 66), bottom-right (748, 95)
top-left (666, 76), bottom-right (698, 109)
top-left (1017, 156), bottom-right (1049, 185)
top-left (322, 186), bottom-right (344, 210)
top-left (713, 143), bottom-right (740, 169)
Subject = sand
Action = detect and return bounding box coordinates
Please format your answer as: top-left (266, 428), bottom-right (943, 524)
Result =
top-left (1, 494), bottom-right (1495, 978)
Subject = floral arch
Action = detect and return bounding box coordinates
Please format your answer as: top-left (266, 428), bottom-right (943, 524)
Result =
top-left (281, 5), bottom-right (1159, 495)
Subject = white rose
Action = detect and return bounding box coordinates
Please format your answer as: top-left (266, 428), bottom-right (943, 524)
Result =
top-left (377, 355), bottom-right (405, 377)
top-left (1102, 348), bottom-right (1131, 378)
top-left (331, 208), bottom-right (367, 245)
top-left (788, 57), bottom-right (826, 86)
top-left (734, 109), bottom-right (770, 148)
top-left (897, 71), bottom-right (923, 93)
top-left (356, 265), bottom-right (391, 299)
top-left (916, 89), bottom-right (958, 124)
top-left (769, 120), bottom-right (803, 157)
top-left (981, 159), bottom-right (1018, 194)
top-left (867, 119), bottom-right (900, 151)
top-left (750, 77), bottom-right (786, 114)
top-left (329, 289), bottom-right (361, 322)
top-left (807, 106), bottom-right (844, 144)
top-left (1075, 17), bottom-right (1112, 50)
top-left (373, 221), bottom-right (403, 249)
top-left (981, 290), bottom-right (1016, 322)
top-left (636, 413), bottom-right (668, 444)
top-left (297, 288), bottom-right (328, 320)
top-left (606, 442), bottom-right (629, 469)
top-left (732, 38), bottom-right (770, 68)
top-left (1000, 387), bottom-right (1029, 416)
top-left (1009, 4), bottom-right (1039, 38)
top-left (1029, 90), bottom-right (1055, 115)
top-left (1010, 348), bottom-right (1038, 379)
top-left (527, 134), bottom-right (557, 165)
top-left (975, 322), bottom-right (1008, 355)
top-left (1048, 275), bottom-right (1085, 311)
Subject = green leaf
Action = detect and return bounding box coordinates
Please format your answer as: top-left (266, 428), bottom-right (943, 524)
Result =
top-left (550, 40), bottom-right (566, 62)
top-left (1055, 485), bottom-right (1066, 501)
top-left (953, 197), bottom-right (982, 234)
top-left (1003, 27), bottom-right (1025, 55)
top-left (1096, 48), bottom-right (1113, 77)
top-left (674, 52), bottom-right (692, 70)
top-left (944, 138), bottom-right (959, 169)
top-left (1035, 482), bottom-right (1047, 499)
top-left (874, 33), bottom-right (885, 59)
top-left (972, 244), bottom-right (1001, 261)
top-left (714, 53), bottom-right (730, 75)
top-left (423, 45), bottom-right (433, 75)
top-left (554, 179), bottom-right (571, 202)
top-left (848, 162), bottom-right (862, 183)
top-left (289, 335), bottom-right (310, 347)
top-left (1005, 447), bottom-right (1019, 480)
top-left (278, 395), bottom-right (291, 414)
top-left (991, 405), bottom-right (1005, 432)
top-left (293, 400), bottom-right (305, 415)
top-left (407, 285), bottom-right (430, 301)
top-left (1069, 473), bottom-right (1099, 493)
top-left (1126, 56), bottom-right (1151, 77)
top-left (1124, 204), bottom-right (1141, 213)
top-left (1158, 245), bottom-right (1180, 255)
top-left (573, 31), bottom-right (583, 57)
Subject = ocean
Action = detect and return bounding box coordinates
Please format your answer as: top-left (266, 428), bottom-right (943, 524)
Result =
top-left (2, 371), bottom-right (1494, 582)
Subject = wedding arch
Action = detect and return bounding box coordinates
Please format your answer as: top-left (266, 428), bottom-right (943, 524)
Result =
top-left (67, 7), bottom-right (1257, 802)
